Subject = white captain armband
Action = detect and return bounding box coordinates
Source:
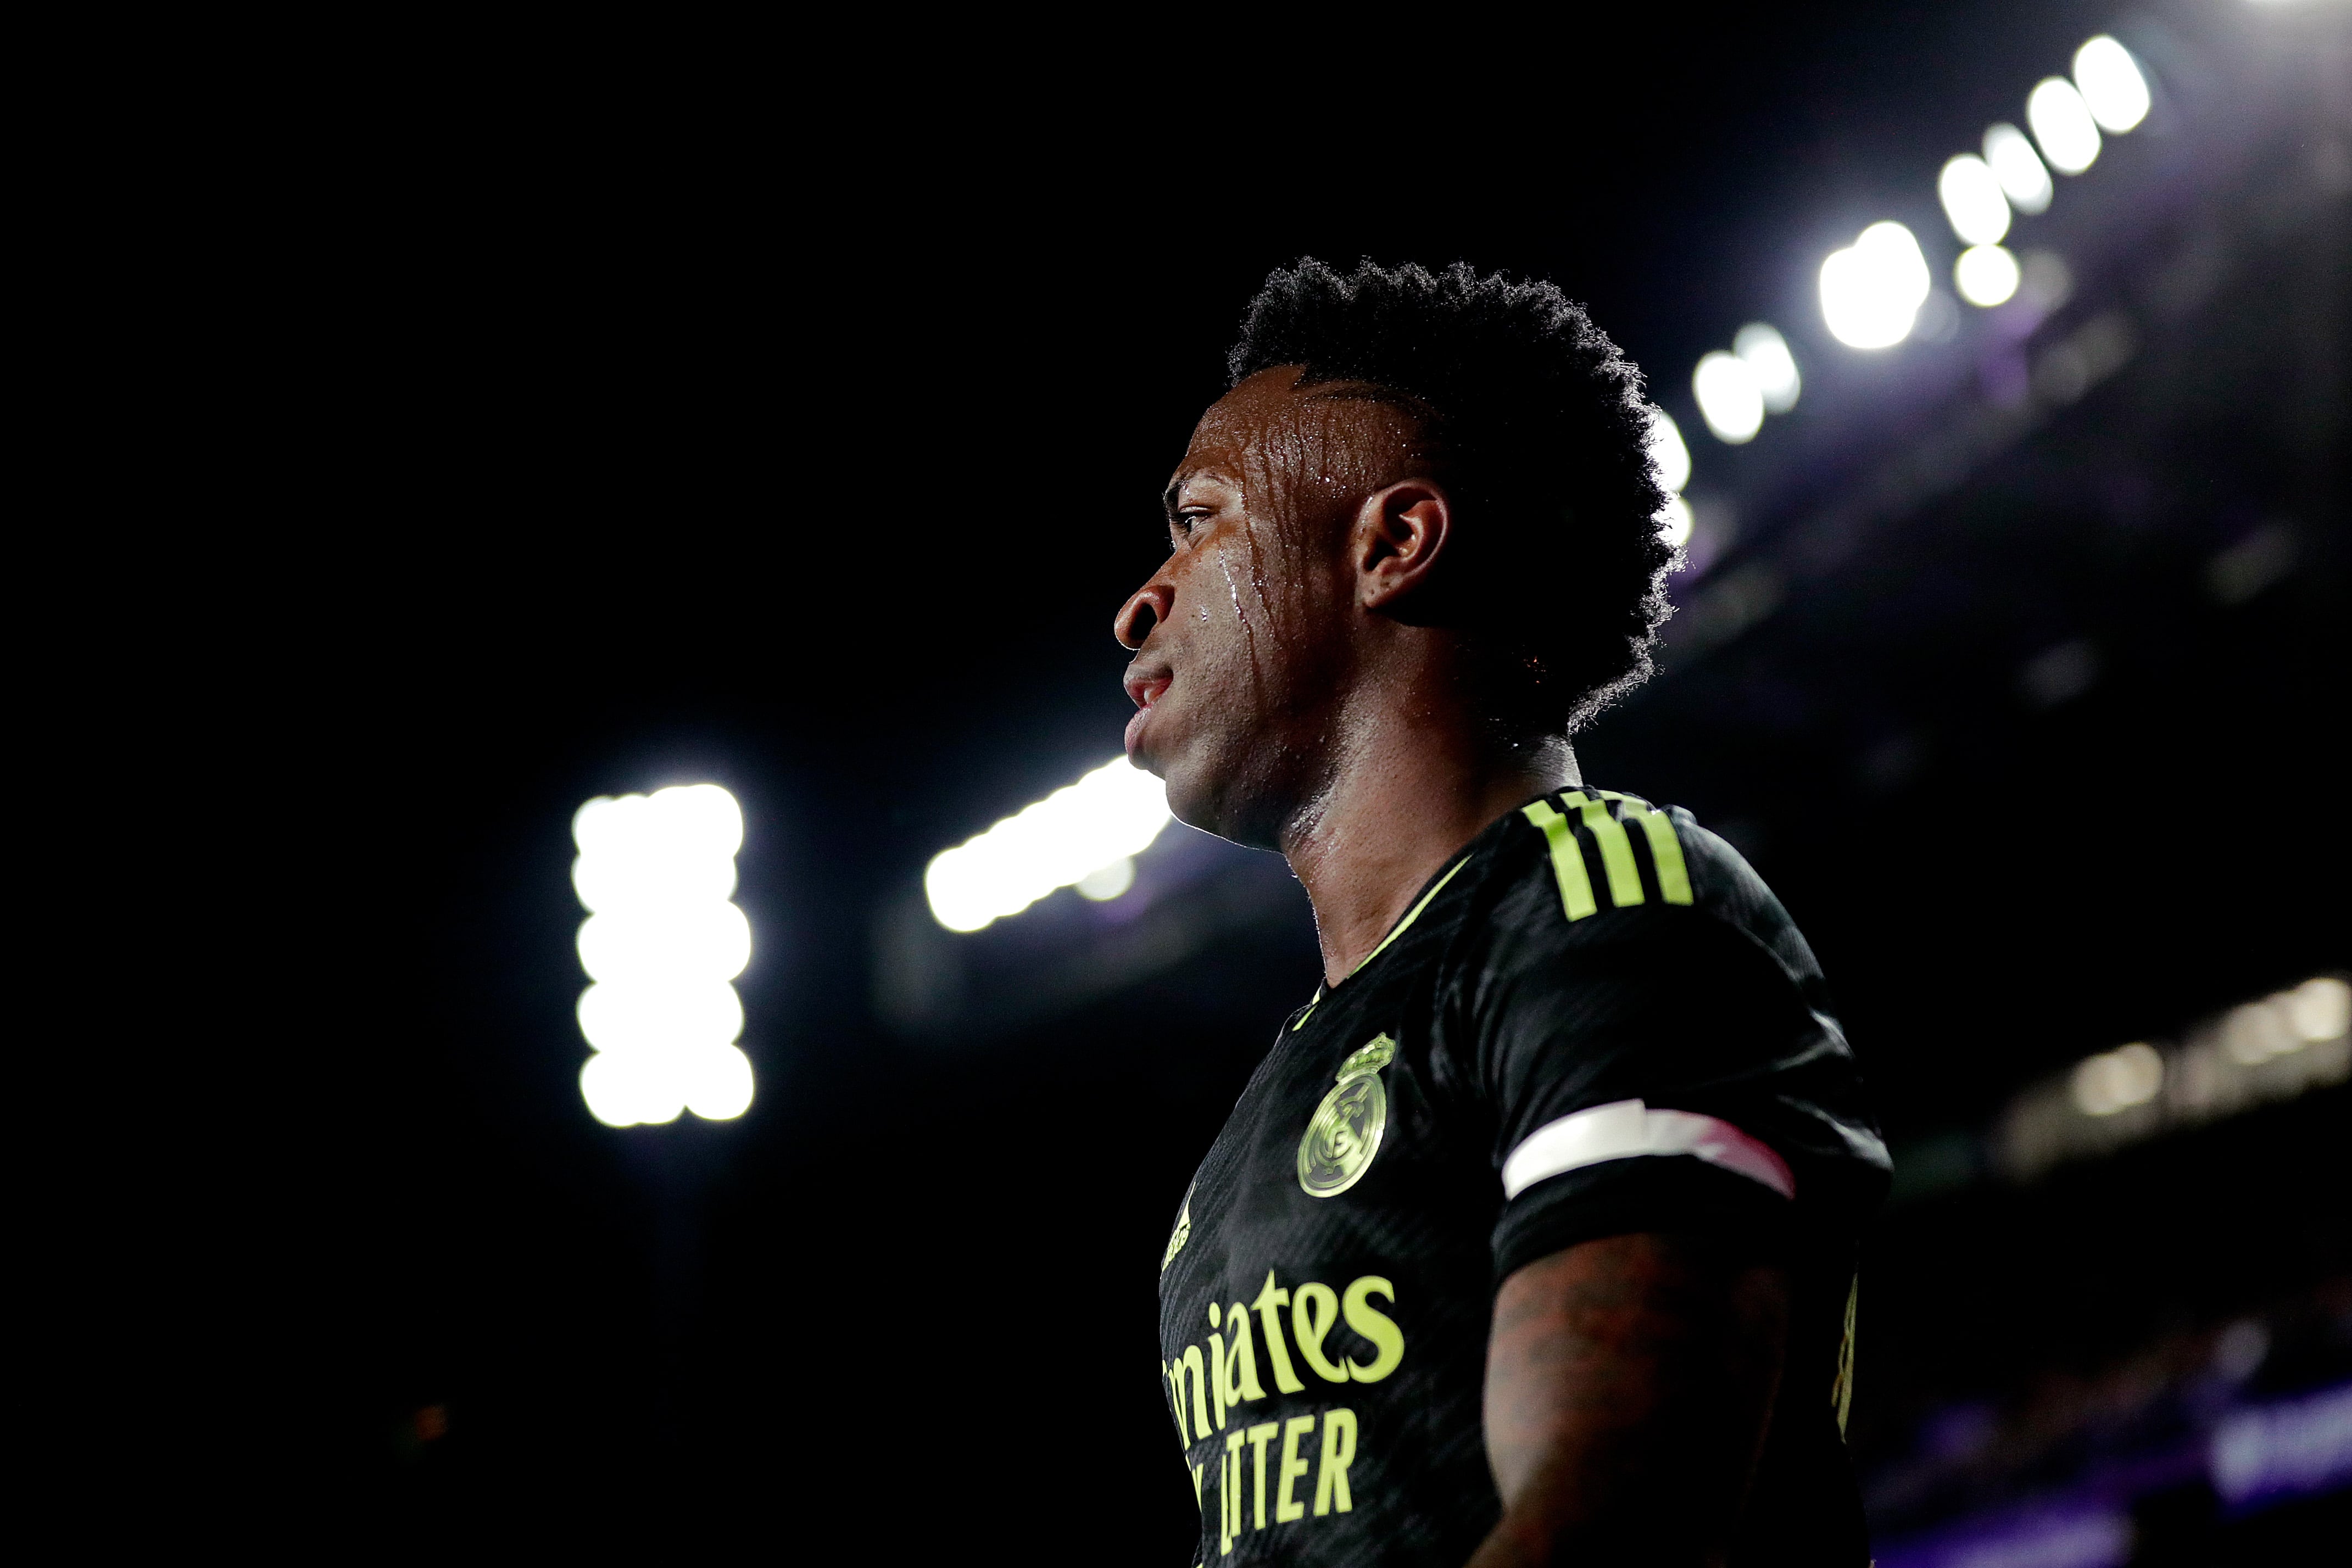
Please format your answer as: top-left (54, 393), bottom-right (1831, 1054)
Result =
top-left (1500, 1098), bottom-right (1795, 1202)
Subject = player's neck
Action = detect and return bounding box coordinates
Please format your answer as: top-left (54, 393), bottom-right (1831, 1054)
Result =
top-left (1283, 713), bottom-right (1577, 988)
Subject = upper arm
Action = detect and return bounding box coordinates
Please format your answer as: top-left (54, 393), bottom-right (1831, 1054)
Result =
top-left (1477, 1233), bottom-right (1790, 1567)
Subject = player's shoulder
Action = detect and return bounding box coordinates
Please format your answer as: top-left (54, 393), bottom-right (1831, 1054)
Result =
top-left (1465, 786), bottom-right (1775, 930)
top-left (1434, 785), bottom-right (1820, 984)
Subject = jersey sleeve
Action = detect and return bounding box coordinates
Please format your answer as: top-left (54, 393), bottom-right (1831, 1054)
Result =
top-left (1460, 811), bottom-right (1887, 1284)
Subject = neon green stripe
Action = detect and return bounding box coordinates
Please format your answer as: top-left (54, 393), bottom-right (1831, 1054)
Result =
top-left (1565, 791), bottom-right (1643, 907)
top-left (1291, 989), bottom-right (1323, 1032)
top-left (1596, 791), bottom-right (1693, 906)
top-left (1353, 855), bottom-right (1472, 974)
top-left (1520, 800), bottom-right (1597, 921)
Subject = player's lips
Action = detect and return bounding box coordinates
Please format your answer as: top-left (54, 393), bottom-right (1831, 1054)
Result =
top-left (1124, 666), bottom-right (1172, 711)
top-left (1123, 665), bottom-right (1172, 758)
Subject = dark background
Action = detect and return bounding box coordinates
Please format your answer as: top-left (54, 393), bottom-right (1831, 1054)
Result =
top-left (147, 2), bottom-right (2347, 1556)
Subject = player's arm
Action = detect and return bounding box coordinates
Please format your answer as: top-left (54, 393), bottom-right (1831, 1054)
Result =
top-left (1465, 1231), bottom-right (1790, 1568)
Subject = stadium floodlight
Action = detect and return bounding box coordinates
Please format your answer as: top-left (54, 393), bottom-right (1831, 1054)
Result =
top-left (1819, 221), bottom-right (1931, 349)
top-left (1644, 407), bottom-right (1691, 495)
top-left (2027, 77), bottom-right (2102, 175)
top-left (2072, 37), bottom-right (2150, 133)
top-left (1937, 155), bottom-right (2012, 246)
top-left (1954, 243), bottom-right (2022, 307)
top-left (926, 757), bottom-right (1171, 932)
top-left (1692, 351), bottom-right (1764, 444)
top-left (1732, 323), bottom-right (1801, 414)
top-left (1983, 124), bottom-right (2053, 214)
top-left (572, 784), bottom-right (756, 1127)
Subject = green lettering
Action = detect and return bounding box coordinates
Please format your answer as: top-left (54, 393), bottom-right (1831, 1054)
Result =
top-left (1290, 1281), bottom-right (1349, 1383)
top-left (1250, 1271), bottom-right (1307, 1394)
top-left (1222, 1431), bottom-right (1245, 1556)
top-left (1313, 1407), bottom-right (1357, 1516)
top-left (1220, 1299), bottom-right (1268, 1407)
top-left (1173, 1345), bottom-right (1211, 1443)
top-left (1275, 1415), bottom-right (1316, 1522)
top-left (1246, 1422), bottom-right (1279, 1529)
top-left (1341, 1276), bottom-right (1404, 1382)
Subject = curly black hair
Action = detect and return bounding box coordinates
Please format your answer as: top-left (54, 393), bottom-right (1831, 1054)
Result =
top-left (1228, 258), bottom-right (1676, 735)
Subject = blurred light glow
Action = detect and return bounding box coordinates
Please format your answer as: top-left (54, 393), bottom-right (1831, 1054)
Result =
top-left (1692, 351), bottom-right (1764, 443)
top-left (2073, 37), bottom-right (2150, 133)
top-left (1732, 323), bottom-right (1800, 413)
top-left (2018, 250), bottom-right (2075, 315)
top-left (2027, 77), bottom-right (2102, 175)
top-left (1819, 221), bottom-right (1931, 349)
top-left (2284, 976), bottom-right (2350, 1042)
top-left (1955, 244), bottom-right (2022, 306)
top-left (572, 783), bottom-right (755, 1126)
top-left (2222, 1001), bottom-right (2300, 1066)
top-left (2071, 1041), bottom-right (2162, 1116)
top-left (2210, 1383), bottom-right (2352, 1510)
top-left (1656, 495), bottom-right (1693, 549)
top-left (1075, 856), bottom-right (1136, 901)
top-left (1645, 407), bottom-right (1691, 494)
top-left (1983, 123), bottom-right (2054, 214)
top-left (1938, 155), bottom-right (2012, 245)
top-left (926, 757), bottom-right (1171, 931)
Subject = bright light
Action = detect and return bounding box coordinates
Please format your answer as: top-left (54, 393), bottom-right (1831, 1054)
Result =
top-left (2027, 77), bottom-right (2102, 175)
top-left (1938, 155), bottom-right (2011, 245)
top-left (2221, 1001), bottom-right (2298, 1066)
top-left (925, 757), bottom-right (1171, 931)
top-left (2283, 976), bottom-right (2350, 1042)
top-left (1732, 323), bottom-right (1800, 413)
top-left (1656, 495), bottom-right (1693, 549)
top-left (1819, 221), bottom-right (1931, 349)
top-left (571, 783), bottom-right (755, 1126)
top-left (2071, 1041), bottom-right (2163, 1116)
top-left (1075, 856), bottom-right (1136, 901)
top-left (1955, 243), bottom-right (2022, 306)
top-left (1983, 123), bottom-right (2053, 214)
top-left (1692, 351), bottom-right (1764, 443)
top-left (2073, 37), bottom-right (2150, 133)
top-left (1645, 407), bottom-right (1690, 494)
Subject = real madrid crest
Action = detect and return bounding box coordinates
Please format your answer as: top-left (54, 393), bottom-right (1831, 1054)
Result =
top-left (1297, 1034), bottom-right (1396, 1198)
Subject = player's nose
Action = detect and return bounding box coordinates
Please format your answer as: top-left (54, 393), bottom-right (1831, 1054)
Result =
top-left (1116, 581), bottom-right (1172, 651)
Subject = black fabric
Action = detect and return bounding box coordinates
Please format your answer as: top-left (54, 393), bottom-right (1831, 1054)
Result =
top-left (1154, 791), bottom-right (1888, 1566)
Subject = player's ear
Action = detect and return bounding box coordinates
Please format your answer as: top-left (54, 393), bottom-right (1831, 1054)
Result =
top-left (1353, 479), bottom-right (1452, 613)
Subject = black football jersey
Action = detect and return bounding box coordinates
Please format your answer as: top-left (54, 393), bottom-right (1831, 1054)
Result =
top-left (1154, 788), bottom-right (1889, 1566)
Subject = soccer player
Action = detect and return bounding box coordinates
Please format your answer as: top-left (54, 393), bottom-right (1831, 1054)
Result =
top-left (1123, 260), bottom-right (1888, 1566)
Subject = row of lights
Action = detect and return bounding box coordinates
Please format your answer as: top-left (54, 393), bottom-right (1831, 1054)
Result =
top-left (572, 784), bottom-right (756, 1126)
top-left (1997, 974), bottom-right (2350, 1183)
top-left (1653, 30), bottom-right (2157, 491)
top-left (2070, 975), bottom-right (2350, 1118)
top-left (924, 757), bottom-right (1173, 931)
top-left (1818, 35), bottom-right (2150, 350)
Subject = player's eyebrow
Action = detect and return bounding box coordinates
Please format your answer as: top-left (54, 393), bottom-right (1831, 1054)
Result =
top-left (1163, 465), bottom-right (1238, 520)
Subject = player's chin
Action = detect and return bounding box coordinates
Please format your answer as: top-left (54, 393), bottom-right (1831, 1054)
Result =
top-left (1161, 749), bottom-right (1284, 850)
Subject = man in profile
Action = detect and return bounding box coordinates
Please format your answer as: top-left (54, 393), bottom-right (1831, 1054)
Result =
top-left (1126, 259), bottom-right (1887, 1565)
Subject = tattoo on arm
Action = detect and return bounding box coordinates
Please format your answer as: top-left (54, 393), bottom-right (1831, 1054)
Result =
top-left (1467, 1233), bottom-right (1790, 1568)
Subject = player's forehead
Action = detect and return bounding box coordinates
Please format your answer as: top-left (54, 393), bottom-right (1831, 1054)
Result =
top-left (1167, 366), bottom-right (1307, 494)
top-left (1166, 366), bottom-right (1417, 500)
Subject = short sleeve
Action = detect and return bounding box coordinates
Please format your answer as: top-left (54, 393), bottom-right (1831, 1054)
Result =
top-left (1461, 830), bottom-right (1886, 1284)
